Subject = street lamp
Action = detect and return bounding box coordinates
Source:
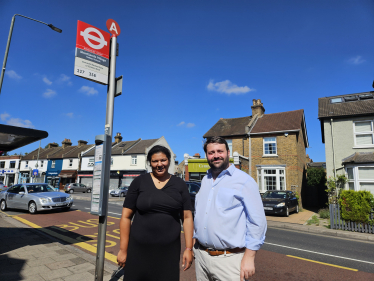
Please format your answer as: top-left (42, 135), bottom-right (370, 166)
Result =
top-left (0, 14), bottom-right (62, 95)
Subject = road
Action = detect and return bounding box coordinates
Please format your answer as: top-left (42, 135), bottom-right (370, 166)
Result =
top-left (2, 196), bottom-right (374, 280)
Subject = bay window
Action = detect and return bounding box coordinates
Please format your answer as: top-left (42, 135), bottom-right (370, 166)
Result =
top-left (345, 165), bottom-right (374, 194)
top-left (257, 166), bottom-right (286, 192)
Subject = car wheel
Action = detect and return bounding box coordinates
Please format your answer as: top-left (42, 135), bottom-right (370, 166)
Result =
top-left (0, 200), bottom-right (7, 211)
top-left (69, 189), bottom-right (74, 194)
top-left (285, 206), bottom-right (289, 217)
top-left (295, 205), bottom-right (299, 213)
top-left (120, 193), bottom-right (125, 197)
top-left (87, 189), bottom-right (91, 193)
top-left (29, 201), bottom-right (37, 214)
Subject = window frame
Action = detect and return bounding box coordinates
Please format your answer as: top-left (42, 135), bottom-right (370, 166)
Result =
top-left (263, 137), bottom-right (277, 156)
top-left (345, 164), bottom-right (374, 193)
top-left (69, 159), bottom-right (73, 167)
top-left (25, 161), bottom-right (29, 168)
top-left (257, 166), bottom-right (286, 193)
top-left (51, 160), bottom-right (55, 169)
top-left (0, 161), bottom-right (5, 168)
top-left (131, 155), bottom-right (137, 165)
top-left (353, 120), bottom-right (374, 148)
top-left (226, 139), bottom-right (233, 153)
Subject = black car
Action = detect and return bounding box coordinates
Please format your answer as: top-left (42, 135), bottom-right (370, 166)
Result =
top-left (261, 190), bottom-right (299, 217)
top-left (185, 181), bottom-right (201, 214)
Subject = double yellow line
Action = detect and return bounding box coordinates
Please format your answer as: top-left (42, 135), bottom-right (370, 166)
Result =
top-left (287, 255), bottom-right (358, 271)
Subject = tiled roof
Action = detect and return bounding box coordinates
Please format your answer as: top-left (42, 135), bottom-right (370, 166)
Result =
top-left (342, 152), bottom-right (374, 164)
top-left (111, 140), bottom-right (140, 155)
top-left (318, 92), bottom-right (374, 119)
top-left (62, 144), bottom-right (94, 158)
top-left (48, 146), bottom-right (77, 159)
top-left (307, 162), bottom-right (326, 168)
top-left (21, 146), bottom-right (62, 160)
top-left (123, 139), bottom-right (158, 154)
top-left (203, 116), bottom-right (252, 138)
top-left (251, 110), bottom-right (304, 134)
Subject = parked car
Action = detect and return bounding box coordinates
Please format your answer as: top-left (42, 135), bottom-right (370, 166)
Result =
top-left (64, 183), bottom-right (91, 194)
top-left (185, 181), bottom-right (201, 214)
top-left (261, 190), bottom-right (299, 217)
top-left (0, 183), bottom-right (73, 214)
top-left (110, 186), bottom-right (129, 197)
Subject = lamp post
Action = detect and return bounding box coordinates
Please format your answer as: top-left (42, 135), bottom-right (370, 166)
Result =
top-left (0, 14), bottom-right (62, 95)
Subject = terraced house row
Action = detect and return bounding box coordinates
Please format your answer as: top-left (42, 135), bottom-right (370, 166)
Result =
top-left (0, 134), bottom-right (175, 190)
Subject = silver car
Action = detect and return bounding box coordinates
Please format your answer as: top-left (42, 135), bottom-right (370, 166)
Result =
top-left (0, 183), bottom-right (73, 214)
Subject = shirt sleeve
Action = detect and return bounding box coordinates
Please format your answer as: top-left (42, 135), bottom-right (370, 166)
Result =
top-left (180, 180), bottom-right (192, 211)
top-left (241, 178), bottom-right (267, 251)
top-left (123, 176), bottom-right (141, 210)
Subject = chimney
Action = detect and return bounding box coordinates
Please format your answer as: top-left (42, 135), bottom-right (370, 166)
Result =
top-left (114, 132), bottom-right (123, 144)
top-left (78, 140), bottom-right (88, 147)
top-left (193, 153), bottom-right (201, 159)
top-left (62, 138), bottom-right (72, 149)
top-left (251, 99), bottom-right (265, 117)
top-left (47, 142), bottom-right (58, 149)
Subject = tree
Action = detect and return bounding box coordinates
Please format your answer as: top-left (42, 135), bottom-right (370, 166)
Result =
top-left (306, 167), bottom-right (326, 187)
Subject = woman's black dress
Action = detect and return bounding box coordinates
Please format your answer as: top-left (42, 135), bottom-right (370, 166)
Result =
top-left (122, 174), bottom-right (192, 281)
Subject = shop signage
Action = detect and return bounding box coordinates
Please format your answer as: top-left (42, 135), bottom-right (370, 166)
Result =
top-left (74, 21), bottom-right (111, 85)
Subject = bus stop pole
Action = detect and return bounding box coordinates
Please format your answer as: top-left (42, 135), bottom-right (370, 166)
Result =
top-left (95, 35), bottom-right (117, 281)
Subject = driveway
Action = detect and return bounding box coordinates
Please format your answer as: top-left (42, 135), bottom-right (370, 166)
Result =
top-left (266, 208), bottom-right (316, 225)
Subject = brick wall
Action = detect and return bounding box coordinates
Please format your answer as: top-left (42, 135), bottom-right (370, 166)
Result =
top-left (227, 137), bottom-right (249, 157)
top-left (251, 132), bottom-right (306, 206)
top-left (240, 157), bottom-right (249, 173)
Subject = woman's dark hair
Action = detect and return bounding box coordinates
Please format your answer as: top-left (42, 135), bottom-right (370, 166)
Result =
top-left (147, 145), bottom-right (171, 163)
top-left (203, 136), bottom-right (229, 153)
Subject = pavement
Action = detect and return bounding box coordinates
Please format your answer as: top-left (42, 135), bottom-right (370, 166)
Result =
top-left (1, 203), bottom-right (373, 281)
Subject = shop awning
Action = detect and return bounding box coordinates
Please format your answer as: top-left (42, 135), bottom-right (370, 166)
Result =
top-left (58, 170), bottom-right (77, 178)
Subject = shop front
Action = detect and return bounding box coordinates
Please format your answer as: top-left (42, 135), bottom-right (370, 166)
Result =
top-left (186, 158), bottom-right (234, 181)
top-left (58, 170), bottom-right (77, 190)
top-left (0, 168), bottom-right (18, 186)
top-left (45, 171), bottom-right (61, 189)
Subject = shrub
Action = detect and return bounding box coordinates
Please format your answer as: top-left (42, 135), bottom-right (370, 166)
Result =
top-left (338, 190), bottom-right (374, 224)
top-left (318, 208), bottom-right (330, 219)
top-left (326, 175), bottom-right (347, 204)
top-left (307, 215), bottom-right (319, 225)
top-left (307, 167), bottom-right (326, 187)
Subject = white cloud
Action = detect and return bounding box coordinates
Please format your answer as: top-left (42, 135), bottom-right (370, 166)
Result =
top-left (6, 70), bottom-right (22, 80)
top-left (186, 123), bottom-right (195, 128)
top-left (57, 74), bottom-right (72, 85)
top-left (79, 86), bottom-right (98, 96)
top-left (0, 112), bottom-right (34, 128)
top-left (347, 56), bottom-right (365, 65)
top-left (43, 89), bottom-right (57, 98)
top-left (43, 77), bottom-right (52, 85)
top-left (177, 121), bottom-right (185, 126)
top-left (65, 113), bottom-right (74, 118)
top-left (207, 79), bottom-right (255, 95)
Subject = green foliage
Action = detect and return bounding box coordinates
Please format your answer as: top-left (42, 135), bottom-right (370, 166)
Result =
top-left (326, 175), bottom-right (347, 204)
top-left (307, 167), bottom-right (326, 187)
top-left (307, 215), bottom-right (320, 225)
top-left (338, 190), bottom-right (374, 224)
top-left (318, 208), bottom-right (330, 219)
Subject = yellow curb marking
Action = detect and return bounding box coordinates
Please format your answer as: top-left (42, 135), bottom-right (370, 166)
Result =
top-left (13, 216), bottom-right (118, 264)
top-left (286, 255), bottom-right (358, 271)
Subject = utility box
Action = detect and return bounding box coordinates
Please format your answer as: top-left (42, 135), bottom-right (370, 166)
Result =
top-left (90, 134), bottom-right (112, 216)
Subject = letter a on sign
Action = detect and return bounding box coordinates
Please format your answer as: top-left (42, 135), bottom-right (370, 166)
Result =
top-left (106, 19), bottom-right (121, 36)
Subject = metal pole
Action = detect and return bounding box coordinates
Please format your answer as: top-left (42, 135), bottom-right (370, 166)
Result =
top-left (0, 15), bottom-right (16, 95)
top-left (95, 35), bottom-right (117, 281)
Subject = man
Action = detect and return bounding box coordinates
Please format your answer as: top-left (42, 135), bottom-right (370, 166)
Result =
top-left (193, 136), bottom-right (267, 281)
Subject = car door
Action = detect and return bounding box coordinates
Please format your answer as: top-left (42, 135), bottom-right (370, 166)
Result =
top-left (12, 185), bottom-right (27, 209)
top-left (72, 183), bottom-right (80, 192)
top-left (6, 185), bottom-right (20, 208)
top-left (289, 192), bottom-right (297, 210)
top-left (80, 184), bottom-right (87, 192)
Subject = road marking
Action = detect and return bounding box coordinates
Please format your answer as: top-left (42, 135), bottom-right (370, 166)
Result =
top-left (108, 212), bottom-right (122, 216)
top-left (85, 208), bottom-right (90, 209)
top-left (287, 255), bottom-right (358, 271)
top-left (265, 242), bottom-right (374, 265)
top-left (12, 215), bottom-right (118, 264)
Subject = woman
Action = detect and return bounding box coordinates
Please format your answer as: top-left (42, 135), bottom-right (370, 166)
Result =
top-left (117, 145), bottom-right (194, 280)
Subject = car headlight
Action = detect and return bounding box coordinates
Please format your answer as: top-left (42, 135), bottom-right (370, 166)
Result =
top-left (276, 203), bottom-right (285, 207)
top-left (40, 198), bottom-right (51, 204)
top-left (67, 196), bottom-right (72, 200)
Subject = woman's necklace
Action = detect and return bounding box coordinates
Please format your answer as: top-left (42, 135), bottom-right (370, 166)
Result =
top-left (153, 173), bottom-right (170, 184)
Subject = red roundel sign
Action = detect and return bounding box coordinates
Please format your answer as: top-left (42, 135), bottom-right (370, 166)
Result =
top-left (106, 19), bottom-right (121, 36)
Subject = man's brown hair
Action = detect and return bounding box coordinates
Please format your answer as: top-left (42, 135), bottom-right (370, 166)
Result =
top-left (203, 136), bottom-right (229, 153)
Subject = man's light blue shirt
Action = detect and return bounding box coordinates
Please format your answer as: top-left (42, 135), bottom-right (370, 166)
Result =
top-left (193, 164), bottom-right (267, 251)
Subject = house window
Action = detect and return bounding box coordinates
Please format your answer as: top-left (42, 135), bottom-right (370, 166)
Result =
top-left (69, 160), bottom-right (73, 167)
top-left (25, 161), bottom-right (28, 168)
top-left (10, 161), bottom-right (15, 168)
top-left (263, 137), bottom-right (277, 155)
top-left (0, 161), bottom-right (5, 168)
top-left (132, 155), bottom-right (137, 165)
top-left (51, 160), bottom-right (55, 168)
top-left (257, 166), bottom-right (286, 192)
top-left (41, 161), bottom-right (44, 168)
top-left (354, 121), bottom-right (374, 146)
top-left (226, 139), bottom-right (233, 153)
top-left (345, 166), bottom-right (374, 194)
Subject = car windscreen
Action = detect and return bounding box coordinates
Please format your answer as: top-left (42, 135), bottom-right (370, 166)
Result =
top-left (27, 185), bottom-right (55, 193)
top-left (263, 192), bottom-right (287, 199)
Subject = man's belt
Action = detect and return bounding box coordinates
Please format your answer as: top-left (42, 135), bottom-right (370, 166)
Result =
top-left (199, 243), bottom-right (245, 256)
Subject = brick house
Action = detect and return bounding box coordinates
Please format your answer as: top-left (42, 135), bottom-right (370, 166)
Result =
top-left (203, 99), bottom-right (309, 204)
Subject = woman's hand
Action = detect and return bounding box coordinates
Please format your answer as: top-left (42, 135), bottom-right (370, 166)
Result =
top-left (182, 249), bottom-right (193, 271)
top-left (117, 249), bottom-right (127, 268)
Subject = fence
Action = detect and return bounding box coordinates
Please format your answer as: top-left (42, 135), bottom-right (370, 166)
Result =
top-left (329, 204), bottom-right (374, 234)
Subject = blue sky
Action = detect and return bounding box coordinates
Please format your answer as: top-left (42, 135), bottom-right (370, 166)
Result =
top-left (1, 0), bottom-right (373, 162)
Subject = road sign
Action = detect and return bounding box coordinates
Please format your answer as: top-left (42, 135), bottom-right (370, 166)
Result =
top-left (74, 21), bottom-right (110, 85)
top-left (33, 169), bottom-right (38, 176)
top-left (106, 19), bottom-right (121, 36)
